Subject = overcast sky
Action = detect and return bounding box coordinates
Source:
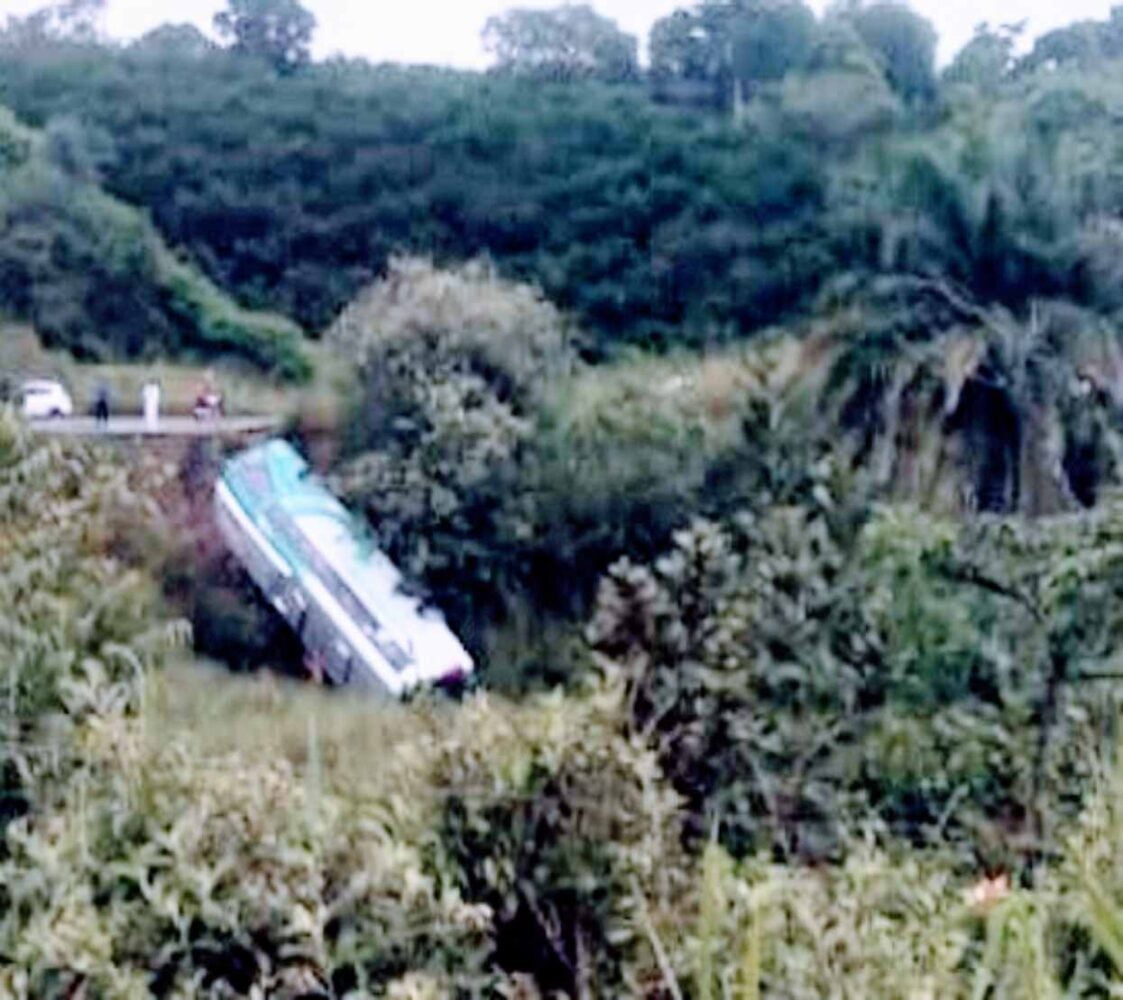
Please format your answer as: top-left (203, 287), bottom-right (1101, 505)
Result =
top-left (0, 0), bottom-right (1117, 68)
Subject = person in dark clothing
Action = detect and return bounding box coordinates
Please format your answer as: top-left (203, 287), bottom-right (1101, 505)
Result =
top-left (93, 383), bottom-right (110, 426)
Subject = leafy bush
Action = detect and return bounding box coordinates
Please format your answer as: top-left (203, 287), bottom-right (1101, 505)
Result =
top-left (155, 246), bottom-right (311, 381)
top-left (589, 496), bottom-right (1123, 862)
top-left (0, 410), bottom-right (186, 840)
top-left (4, 399), bottom-right (1123, 999)
top-left (330, 258), bottom-right (573, 657)
top-left (330, 262), bottom-right (823, 683)
top-left (663, 837), bottom-right (974, 999)
top-left (0, 412), bottom-right (180, 729)
top-left (0, 720), bottom-right (499, 997)
top-left (657, 755), bottom-right (1123, 1000)
top-left (434, 692), bottom-right (683, 997)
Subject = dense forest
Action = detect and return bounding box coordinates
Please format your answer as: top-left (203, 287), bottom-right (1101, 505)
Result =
top-left (3, 3), bottom-right (1123, 355)
top-left (0, 88), bottom-right (308, 376)
top-left (9, 0), bottom-right (1123, 995)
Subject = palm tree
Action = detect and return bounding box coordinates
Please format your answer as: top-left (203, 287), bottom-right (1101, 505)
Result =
top-left (812, 278), bottom-right (1122, 515)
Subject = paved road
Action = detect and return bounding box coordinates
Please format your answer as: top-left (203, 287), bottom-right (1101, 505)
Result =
top-left (29, 415), bottom-right (281, 437)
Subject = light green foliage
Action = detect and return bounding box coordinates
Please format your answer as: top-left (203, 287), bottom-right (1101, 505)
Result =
top-left (532, 352), bottom-right (749, 529)
top-left (0, 721), bottom-right (497, 997)
top-left (1059, 756), bottom-right (1123, 992)
top-left (752, 15), bottom-right (899, 151)
top-left (769, 63), bottom-right (899, 151)
top-left (0, 415), bottom-right (658, 994)
top-left (0, 411), bottom-right (179, 727)
top-left (677, 839), bottom-right (973, 999)
top-left (435, 691), bottom-right (683, 997)
top-left (330, 256), bottom-right (572, 407)
top-left (653, 758), bottom-right (1123, 999)
top-left (0, 407), bottom-right (187, 901)
top-left (0, 553), bottom-right (678, 999)
top-left (527, 345), bottom-right (812, 597)
top-left (155, 247), bottom-right (310, 381)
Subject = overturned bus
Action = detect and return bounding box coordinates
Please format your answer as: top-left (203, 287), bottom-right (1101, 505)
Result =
top-left (214, 438), bottom-right (473, 696)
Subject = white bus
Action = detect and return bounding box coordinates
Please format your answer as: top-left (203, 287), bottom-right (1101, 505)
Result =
top-left (214, 438), bottom-right (473, 696)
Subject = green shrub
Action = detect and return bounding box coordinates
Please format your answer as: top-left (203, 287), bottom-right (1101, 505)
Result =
top-left (155, 246), bottom-right (310, 381)
top-left (0, 719), bottom-right (499, 998)
top-left (330, 257), bottom-right (575, 661)
top-left (589, 496), bottom-right (1123, 862)
top-left (0, 411), bottom-right (186, 842)
top-left (432, 691), bottom-right (684, 997)
top-left (330, 262), bottom-right (829, 685)
top-left (0, 412), bottom-right (181, 728)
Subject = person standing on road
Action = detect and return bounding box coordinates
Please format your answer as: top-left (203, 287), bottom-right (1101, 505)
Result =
top-left (94, 382), bottom-right (110, 427)
top-left (142, 379), bottom-right (161, 431)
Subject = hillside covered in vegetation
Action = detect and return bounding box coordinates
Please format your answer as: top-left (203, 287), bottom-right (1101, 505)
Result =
top-left (4, 4), bottom-right (1123, 362)
top-left (10, 0), bottom-right (1123, 996)
top-left (0, 98), bottom-right (308, 378)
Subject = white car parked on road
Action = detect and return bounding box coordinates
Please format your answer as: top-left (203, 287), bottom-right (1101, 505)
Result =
top-left (19, 379), bottom-right (74, 419)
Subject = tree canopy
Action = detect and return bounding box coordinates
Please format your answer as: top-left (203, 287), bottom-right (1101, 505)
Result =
top-left (483, 4), bottom-right (638, 82)
top-left (213, 0), bottom-right (317, 73)
top-left (1, 0), bottom-right (104, 45)
top-left (130, 22), bottom-right (217, 59)
top-left (943, 22), bottom-right (1021, 93)
top-left (845, 1), bottom-right (937, 102)
top-left (650, 0), bottom-right (820, 108)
